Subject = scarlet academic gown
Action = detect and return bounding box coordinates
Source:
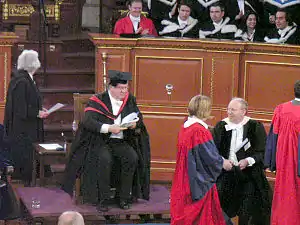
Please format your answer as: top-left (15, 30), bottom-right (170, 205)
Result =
top-left (113, 16), bottom-right (158, 36)
top-left (170, 117), bottom-right (226, 225)
top-left (265, 100), bottom-right (300, 225)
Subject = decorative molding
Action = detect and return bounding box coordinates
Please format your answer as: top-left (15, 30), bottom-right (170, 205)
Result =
top-left (134, 55), bottom-right (204, 97)
top-left (2, 3), bottom-right (57, 19)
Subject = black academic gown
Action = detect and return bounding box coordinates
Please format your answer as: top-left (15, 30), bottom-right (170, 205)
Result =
top-left (191, 0), bottom-right (220, 23)
top-left (199, 17), bottom-right (237, 39)
top-left (159, 16), bottom-right (199, 38)
top-left (62, 91), bottom-right (151, 204)
top-left (263, 1), bottom-right (300, 27)
top-left (3, 69), bottom-right (44, 182)
top-left (264, 25), bottom-right (300, 45)
top-left (212, 119), bottom-right (271, 223)
top-left (149, 0), bottom-right (179, 31)
top-left (234, 27), bottom-right (265, 42)
top-left (224, 0), bottom-right (264, 24)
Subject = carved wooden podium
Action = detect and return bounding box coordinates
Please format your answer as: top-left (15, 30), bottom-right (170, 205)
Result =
top-left (0, 32), bottom-right (18, 122)
top-left (89, 33), bottom-right (300, 182)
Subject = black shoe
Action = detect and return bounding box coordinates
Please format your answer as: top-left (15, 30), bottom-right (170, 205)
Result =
top-left (120, 200), bottom-right (131, 210)
top-left (97, 200), bottom-right (110, 212)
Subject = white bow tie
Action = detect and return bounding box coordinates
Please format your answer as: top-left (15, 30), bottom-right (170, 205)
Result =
top-left (131, 17), bottom-right (140, 23)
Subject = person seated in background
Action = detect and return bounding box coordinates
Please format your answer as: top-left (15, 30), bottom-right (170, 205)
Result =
top-left (190, 0), bottom-right (220, 24)
top-left (148, 0), bottom-right (179, 32)
top-left (234, 12), bottom-right (265, 42)
top-left (170, 95), bottom-right (233, 225)
top-left (199, 2), bottom-right (237, 39)
top-left (263, 0), bottom-right (300, 28)
top-left (264, 9), bottom-right (299, 45)
top-left (223, 0), bottom-right (264, 27)
top-left (114, 0), bottom-right (158, 37)
top-left (62, 70), bottom-right (150, 212)
top-left (58, 211), bottom-right (84, 225)
top-left (212, 98), bottom-right (271, 225)
top-left (159, 0), bottom-right (199, 38)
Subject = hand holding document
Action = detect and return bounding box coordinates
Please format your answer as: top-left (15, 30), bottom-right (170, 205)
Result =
top-left (120, 112), bottom-right (139, 128)
top-left (47, 103), bottom-right (65, 114)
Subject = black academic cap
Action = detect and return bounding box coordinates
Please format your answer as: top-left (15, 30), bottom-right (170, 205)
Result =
top-left (108, 70), bottom-right (132, 81)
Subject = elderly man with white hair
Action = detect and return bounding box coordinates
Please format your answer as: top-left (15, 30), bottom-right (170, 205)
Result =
top-left (58, 211), bottom-right (84, 225)
top-left (212, 97), bottom-right (271, 225)
top-left (4, 49), bottom-right (49, 186)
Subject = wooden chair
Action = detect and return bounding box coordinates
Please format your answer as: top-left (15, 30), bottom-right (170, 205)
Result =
top-left (72, 93), bottom-right (93, 203)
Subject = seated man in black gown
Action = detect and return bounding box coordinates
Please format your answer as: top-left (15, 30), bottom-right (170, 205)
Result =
top-left (159, 0), bottom-right (199, 38)
top-left (264, 9), bottom-right (299, 45)
top-left (62, 70), bottom-right (150, 212)
top-left (199, 2), bottom-right (237, 39)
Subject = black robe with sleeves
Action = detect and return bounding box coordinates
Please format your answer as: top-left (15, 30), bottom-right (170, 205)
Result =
top-left (62, 91), bottom-right (150, 204)
top-left (3, 69), bottom-right (44, 182)
top-left (212, 119), bottom-right (271, 222)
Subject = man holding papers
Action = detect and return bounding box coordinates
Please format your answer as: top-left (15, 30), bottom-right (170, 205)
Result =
top-left (212, 97), bottom-right (271, 225)
top-left (4, 50), bottom-right (49, 186)
top-left (62, 70), bottom-right (150, 212)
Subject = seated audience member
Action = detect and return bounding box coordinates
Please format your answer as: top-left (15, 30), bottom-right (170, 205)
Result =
top-left (191, 0), bottom-right (220, 23)
top-left (235, 12), bottom-right (265, 42)
top-left (171, 95), bottom-right (233, 225)
top-left (58, 211), bottom-right (84, 225)
top-left (114, 0), bottom-right (157, 37)
top-left (159, 0), bottom-right (199, 38)
top-left (224, 0), bottom-right (264, 26)
top-left (62, 70), bottom-right (150, 212)
top-left (264, 9), bottom-right (299, 44)
top-left (263, 0), bottom-right (300, 28)
top-left (199, 2), bottom-right (237, 39)
top-left (212, 98), bottom-right (271, 225)
top-left (149, 0), bottom-right (179, 32)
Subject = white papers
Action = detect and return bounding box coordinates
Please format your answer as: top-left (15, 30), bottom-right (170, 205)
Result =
top-left (47, 103), bottom-right (65, 114)
top-left (120, 112), bottom-right (139, 128)
top-left (39, 143), bottom-right (63, 150)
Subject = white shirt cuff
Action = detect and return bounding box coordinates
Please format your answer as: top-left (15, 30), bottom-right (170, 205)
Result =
top-left (246, 157), bottom-right (255, 167)
top-left (100, 124), bottom-right (109, 133)
top-left (169, 12), bottom-right (172, 18)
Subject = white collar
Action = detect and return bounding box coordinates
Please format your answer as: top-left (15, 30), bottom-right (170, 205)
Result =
top-left (295, 98), bottom-right (300, 101)
top-left (223, 116), bottom-right (250, 131)
top-left (278, 25), bottom-right (291, 35)
top-left (184, 116), bottom-right (209, 129)
top-left (28, 72), bottom-right (34, 81)
top-left (213, 19), bottom-right (224, 27)
top-left (177, 17), bottom-right (188, 26)
top-left (129, 14), bottom-right (141, 22)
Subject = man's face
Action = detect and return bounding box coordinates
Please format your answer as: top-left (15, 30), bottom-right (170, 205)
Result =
top-left (129, 2), bottom-right (142, 18)
top-left (210, 6), bottom-right (224, 23)
top-left (227, 100), bottom-right (246, 124)
top-left (275, 11), bottom-right (288, 30)
top-left (110, 83), bottom-right (129, 100)
top-left (178, 5), bottom-right (191, 21)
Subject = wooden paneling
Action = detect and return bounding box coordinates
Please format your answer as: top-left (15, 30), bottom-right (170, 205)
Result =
top-left (0, 33), bottom-right (18, 122)
top-left (89, 34), bottom-right (300, 181)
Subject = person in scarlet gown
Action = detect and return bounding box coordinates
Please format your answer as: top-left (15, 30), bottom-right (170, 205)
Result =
top-left (170, 94), bottom-right (233, 225)
top-left (113, 0), bottom-right (157, 37)
top-left (265, 80), bottom-right (300, 225)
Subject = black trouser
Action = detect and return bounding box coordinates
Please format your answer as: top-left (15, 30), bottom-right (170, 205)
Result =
top-left (97, 139), bottom-right (138, 202)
